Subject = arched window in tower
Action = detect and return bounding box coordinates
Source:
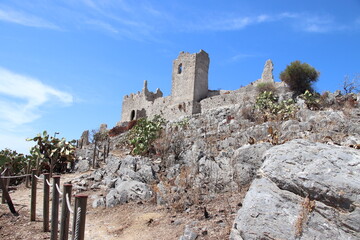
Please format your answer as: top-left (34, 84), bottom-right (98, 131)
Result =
top-left (178, 63), bottom-right (183, 74)
top-left (130, 110), bottom-right (135, 121)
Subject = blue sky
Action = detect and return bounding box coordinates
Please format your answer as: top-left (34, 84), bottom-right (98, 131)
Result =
top-left (0, 0), bottom-right (359, 153)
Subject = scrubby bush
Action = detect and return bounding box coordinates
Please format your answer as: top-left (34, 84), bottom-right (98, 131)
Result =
top-left (256, 82), bottom-right (276, 93)
top-left (280, 60), bottom-right (319, 95)
top-left (0, 149), bottom-right (32, 184)
top-left (128, 115), bottom-right (166, 155)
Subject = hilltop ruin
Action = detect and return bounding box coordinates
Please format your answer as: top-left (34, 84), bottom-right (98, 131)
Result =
top-left (120, 50), bottom-right (278, 123)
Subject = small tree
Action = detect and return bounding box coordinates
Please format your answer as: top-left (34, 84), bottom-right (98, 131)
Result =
top-left (280, 60), bottom-right (320, 95)
top-left (342, 74), bottom-right (360, 94)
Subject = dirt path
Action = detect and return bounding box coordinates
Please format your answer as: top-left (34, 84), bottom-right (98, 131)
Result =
top-left (0, 172), bottom-right (245, 240)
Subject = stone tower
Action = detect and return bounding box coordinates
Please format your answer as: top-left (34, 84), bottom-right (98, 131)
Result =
top-left (171, 50), bottom-right (209, 103)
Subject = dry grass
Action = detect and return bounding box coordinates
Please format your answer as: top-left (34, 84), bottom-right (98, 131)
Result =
top-left (256, 82), bottom-right (277, 94)
top-left (295, 196), bottom-right (315, 237)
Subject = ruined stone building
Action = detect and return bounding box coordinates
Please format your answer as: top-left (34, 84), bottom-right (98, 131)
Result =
top-left (120, 50), bottom-right (276, 123)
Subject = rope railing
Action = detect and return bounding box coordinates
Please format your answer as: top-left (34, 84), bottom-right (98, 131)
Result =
top-left (34, 175), bottom-right (43, 180)
top-left (66, 193), bottom-right (74, 214)
top-left (46, 179), bottom-right (52, 186)
top-left (55, 183), bottom-right (63, 195)
top-left (0, 174), bottom-right (31, 179)
top-left (1, 168), bottom-right (7, 175)
top-left (74, 207), bottom-right (82, 240)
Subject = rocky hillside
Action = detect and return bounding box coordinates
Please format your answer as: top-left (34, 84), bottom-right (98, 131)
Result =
top-left (75, 90), bottom-right (360, 239)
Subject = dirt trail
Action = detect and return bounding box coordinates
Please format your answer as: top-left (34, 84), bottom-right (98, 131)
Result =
top-left (1, 171), bottom-right (244, 240)
top-left (0, 172), bottom-right (184, 240)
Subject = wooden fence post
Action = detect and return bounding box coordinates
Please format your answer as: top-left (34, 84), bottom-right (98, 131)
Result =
top-left (0, 172), bottom-right (18, 215)
top-left (1, 168), bottom-right (9, 203)
top-left (59, 184), bottom-right (72, 240)
top-left (51, 176), bottom-right (61, 240)
top-left (43, 173), bottom-right (50, 232)
top-left (30, 169), bottom-right (37, 221)
top-left (25, 161), bottom-right (31, 188)
top-left (72, 195), bottom-right (88, 240)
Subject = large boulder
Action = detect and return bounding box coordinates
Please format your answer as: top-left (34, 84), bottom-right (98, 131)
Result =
top-left (74, 158), bottom-right (91, 172)
top-left (230, 139), bottom-right (360, 240)
top-left (105, 180), bottom-right (152, 207)
top-left (195, 143), bottom-right (272, 192)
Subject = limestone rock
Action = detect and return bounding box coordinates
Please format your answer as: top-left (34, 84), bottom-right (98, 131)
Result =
top-left (191, 143), bottom-right (272, 193)
top-left (74, 159), bottom-right (90, 172)
top-left (114, 180), bottom-right (152, 204)
top-left (230, 139), bottom-right (360, 240)
top-left (106, 189), bottom-right (121, 208)
top-left (232, 142), bottom-right (272, 186)
top-left (179, 225), bottom-right (198, 240)
top-left (92, 196), bottom-right (105, 208)
top-left (104, 155), bottom-right (122, 174)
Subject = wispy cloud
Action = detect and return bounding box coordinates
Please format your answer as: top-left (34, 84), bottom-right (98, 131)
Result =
top-left (0, 67), bottom-right (73, 127)
top-left (279, 12), bottom-right (346, 33)
top-left (230, 53), bottom-right (257, 62)
top-left (295, 15), bottom-right (334, 33)
top-left (192, 14), bottom-right (271, 31)
top-left (0, 7), bottom-right (60, 29)
top-left (186, 11), bottom-right (349, 34)
top-left (85, 19), bottom-right (119, 34)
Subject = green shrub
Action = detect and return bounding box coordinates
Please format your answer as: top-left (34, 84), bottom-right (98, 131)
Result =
top-left (128, 115), bottom-right (166, 155)
top-left (27, 131), bottom-right (76, 175)
top-left (299, 90), bottom-right (320, 110)
top-left (280, 60), bottom-right (320, 95)
top-left (255, 91), bottom-right (278, 114)
top-left (256, 82), bottom-right (276, 93)
top-left (173, 117), bottom-right (189, 130)
top-left (255, 91), bottom-right (296, 121)
top-left (0, 149), bottom-right (33, 184)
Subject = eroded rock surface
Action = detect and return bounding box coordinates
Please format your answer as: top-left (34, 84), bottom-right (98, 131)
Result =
top-left (230, 139), bottom-right (360, 240)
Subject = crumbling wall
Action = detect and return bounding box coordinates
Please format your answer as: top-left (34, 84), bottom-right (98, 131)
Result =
top-left (120, 51), bottom-right (280, 123)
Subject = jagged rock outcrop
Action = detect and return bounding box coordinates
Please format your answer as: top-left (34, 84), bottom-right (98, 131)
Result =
top-left (260, 59), bottom-right (274, 83)
top-left (74, 89), bottom-right (360, 239)
top-left (230, 139), bottom-right (360, 240)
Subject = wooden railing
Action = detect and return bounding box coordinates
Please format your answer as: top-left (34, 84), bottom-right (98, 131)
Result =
top-left (0, 168), bottom-right (88, 240)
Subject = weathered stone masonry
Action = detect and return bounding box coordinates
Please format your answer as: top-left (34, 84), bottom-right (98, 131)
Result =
top-left (120, 50), bottom-right (275, 123)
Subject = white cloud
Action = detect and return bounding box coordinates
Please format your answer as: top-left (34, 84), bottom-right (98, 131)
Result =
top-left (85, 19), bottom-right (119, 34)
top-left (230, 53), bottom-right (257, 62)
top-left (191, 15), bottom-right (259, 32)
top-left (187, 11), bottom-right (348, 34)
top-left (279, 12), bottom-right (344, 33)
top-left (0, 8), bottom-right (60, 29)
top-left (0, 67), bottom-right (73, 127)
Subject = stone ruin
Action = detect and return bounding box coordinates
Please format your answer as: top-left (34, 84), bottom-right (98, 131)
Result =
top-left (119, 50), bottom-right (276, 123)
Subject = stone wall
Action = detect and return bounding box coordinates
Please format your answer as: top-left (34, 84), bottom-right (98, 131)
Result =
top-left (120, 50), bottom-right (276, 123)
